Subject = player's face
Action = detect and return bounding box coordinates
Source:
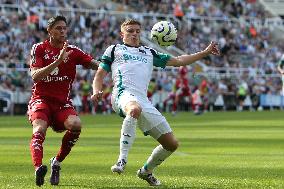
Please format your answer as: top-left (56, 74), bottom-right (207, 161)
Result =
top-left (121, 24), bottom-right (141, 47)
top-left (48, 21), bottom-right (67, 43)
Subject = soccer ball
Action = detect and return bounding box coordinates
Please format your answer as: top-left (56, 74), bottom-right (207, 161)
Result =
top-left (150, 21), bottom-right (177, 47)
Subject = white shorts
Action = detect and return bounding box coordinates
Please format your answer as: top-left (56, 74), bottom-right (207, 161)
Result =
top-left (112, 91), bottom-right (172, 134)
top-left (145, 121), bottom-right (172, 140)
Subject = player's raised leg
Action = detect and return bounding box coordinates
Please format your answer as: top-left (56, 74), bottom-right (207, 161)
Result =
top-left (111, 101), bottom-right (141, 174)
top-left (137, 122), bottom-right (179, 186)
top-left (50, 111), bottom-right (81, 185)
top-left (28, 101), bottom-right (50, 187)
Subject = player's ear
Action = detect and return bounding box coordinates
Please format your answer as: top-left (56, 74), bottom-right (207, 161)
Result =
top-left (119, 31), bottom-right (124, 39)
top-left (47, 27), bottom-right (51, 35)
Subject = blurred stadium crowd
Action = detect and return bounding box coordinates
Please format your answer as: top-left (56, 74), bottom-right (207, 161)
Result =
top-left (0, 0), bottom-right (284, 115)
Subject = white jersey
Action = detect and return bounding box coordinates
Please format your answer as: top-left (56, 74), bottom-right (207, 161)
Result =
top-left (100, 44), bottom-right (171, 101)
top-left (279, 54), bottom-right (284, 68)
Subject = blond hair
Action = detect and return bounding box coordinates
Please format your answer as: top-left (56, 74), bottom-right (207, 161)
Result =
top-left (120, 19), bottom-right (141, 31)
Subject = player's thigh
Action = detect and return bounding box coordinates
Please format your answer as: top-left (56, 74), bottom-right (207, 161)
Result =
top-left (115, 92), bottom-right (141, 117)
top-left (28, 100), bottom-right (51, 134)
top-left (31, 115), bottom-right (49, 134)
top-left (53, 107), bottom-right (80, 132)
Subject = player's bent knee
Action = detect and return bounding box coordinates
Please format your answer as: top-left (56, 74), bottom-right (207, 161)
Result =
top-left (65, 115), bottom-right (82, 131)
top-left (164, 140), bottom-right (179, 152)
top-left (32, 119), bottom-right (48, 134)
top-left (69, 124), bottom-right (81, 134)
top-left (127, 106), bottom-right (142, 119)
top-left (125, 102), bottom-right (142, 119)
top-left (128, 108), bottom-right (141, 119)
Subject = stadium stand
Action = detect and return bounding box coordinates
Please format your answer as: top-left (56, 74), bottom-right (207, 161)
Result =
top-left (0, 0), bottom-right (284, 115)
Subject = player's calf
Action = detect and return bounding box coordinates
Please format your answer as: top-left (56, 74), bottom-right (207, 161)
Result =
top-left (56, 129), bottom-right (81, 162)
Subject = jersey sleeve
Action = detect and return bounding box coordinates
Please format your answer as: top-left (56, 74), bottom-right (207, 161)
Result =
top-left (30, 44), bottom-right (44, 68)
top-left (99, 45), bottom-right (116, 72)
top-left (72, 46), bottom-right (93, 67)
top-left (151, 49), bottom-right (172, 68)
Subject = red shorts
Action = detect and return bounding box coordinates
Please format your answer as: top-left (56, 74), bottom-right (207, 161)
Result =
top-left (28, 99), bottom-right (77, 132)
top-left (179, 91), bottom-right (191, 97)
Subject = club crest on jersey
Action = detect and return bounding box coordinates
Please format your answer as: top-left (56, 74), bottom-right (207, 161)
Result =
top-left (44, 54), bottom-right (50, 60)
top-left (138, 48), bottom-right (146, 54)
top-left (63, 57), bottom-right (69, 63)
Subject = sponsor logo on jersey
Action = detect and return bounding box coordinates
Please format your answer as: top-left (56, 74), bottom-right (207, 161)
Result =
top-left (123, 54), bottom-right (148, 64)
top-left (42, 75), bottom-right (69, 82)
top-left (63, 103), bottom-right (72, 108)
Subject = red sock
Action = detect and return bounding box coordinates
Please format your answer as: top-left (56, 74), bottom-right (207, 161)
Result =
top-left (30, 132), bottom-right (45, 169)
top-left (173, 102), bottom-right (177, 112)
top-left (56, 130), bottom-right (80, 162)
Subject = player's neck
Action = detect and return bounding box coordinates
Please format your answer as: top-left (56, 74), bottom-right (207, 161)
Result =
top-left (123, 43), bottom-right (139, 48)
top-left (49, 38), bottom-right (64, 48)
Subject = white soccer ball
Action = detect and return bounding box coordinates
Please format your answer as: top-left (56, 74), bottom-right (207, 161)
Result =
top-left (150, 21), bottom-right (177, 47)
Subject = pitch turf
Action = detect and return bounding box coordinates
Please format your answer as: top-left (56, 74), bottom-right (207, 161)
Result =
top-left (0, 111), bottom-right (284, 189)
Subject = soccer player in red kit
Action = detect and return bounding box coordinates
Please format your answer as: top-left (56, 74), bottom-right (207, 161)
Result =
top-left (172, 67), bottom-right (191, 114)
top-left (28, 15), bottom-right (98, 186)
top-left (163, 66), bottom-right (191, 115)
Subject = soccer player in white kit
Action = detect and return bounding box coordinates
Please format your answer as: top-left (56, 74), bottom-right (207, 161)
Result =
top-left (277, 54), bottom-right (284, 95)
top-left (91, 19), bottom-right (220, 186)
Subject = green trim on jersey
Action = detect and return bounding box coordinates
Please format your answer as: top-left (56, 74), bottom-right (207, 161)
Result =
top-left (115, 69), bottom-right (126, 118)
top-left (99, 55), bottom-right (113, 72)
top-left (278, 59), bottom-right (284, 67)
top-left (101, 55), bottom-right (113, 63)
top-left (117, 69), bottom-right (125, 98)
top-left (153, 53), bottom-right (172, 68)
top-left (99, 62), bottom-right (111, 72)
top-left (118, 108), bottom-right (125, 118)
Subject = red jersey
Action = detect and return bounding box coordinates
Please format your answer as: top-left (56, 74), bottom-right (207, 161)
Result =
top-left (175, 77), bottom-right (189, 92)
top-left (30, 39), bottom-right (92, 104)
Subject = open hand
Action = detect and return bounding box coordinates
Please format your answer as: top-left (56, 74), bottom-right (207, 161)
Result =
top-left (91, 91), bottom-right (104, 104)
top-left (204, 41), bottom-right (220, 56)
top-left (58, 41), bottom-right (73, 63)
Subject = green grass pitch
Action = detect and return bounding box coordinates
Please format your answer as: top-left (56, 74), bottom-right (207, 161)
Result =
top-left (0, 111), bottom-right (284, 189)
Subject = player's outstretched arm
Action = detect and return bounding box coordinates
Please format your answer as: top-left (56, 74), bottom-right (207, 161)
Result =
top-left (277, 64), bottom-right (284, 75)
top-left (91, 67), bottom-right (108, 104)
top-left (166, 41), bottom-right (220, 67)
top-left (31, 41), bottom-right (72, 81)
top-left (83, 59), bottom-right (100, 70)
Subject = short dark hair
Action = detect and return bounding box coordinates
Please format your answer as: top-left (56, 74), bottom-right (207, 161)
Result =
top-left (47, 15), bottom-right (67, 29)
top-left (121, 19), bottom-right (141, 31)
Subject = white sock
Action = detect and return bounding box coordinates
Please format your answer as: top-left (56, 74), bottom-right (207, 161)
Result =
top-left (52, 157), bottom-right (60, 166)
top-left (118, 115), bottom-right (137, 162)
top-left (143, 145), bottom-right (173, 172)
